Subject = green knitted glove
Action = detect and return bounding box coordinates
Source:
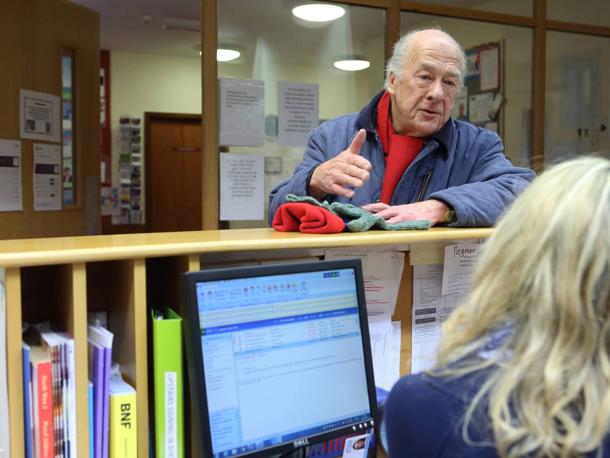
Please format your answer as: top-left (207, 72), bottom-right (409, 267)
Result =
top-left (284, 194), bottom-right (431, 231)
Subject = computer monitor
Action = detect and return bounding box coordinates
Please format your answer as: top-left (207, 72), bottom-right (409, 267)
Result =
top-left (182, 259), bottom-right (377, 458)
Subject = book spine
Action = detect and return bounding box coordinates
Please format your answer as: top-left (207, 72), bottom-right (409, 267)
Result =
top-left (64, 338), bottom-right (77, 458)
top-left (109, 393), bottom-right (137, 458)
top-left (35, 361), bottom-right (55, 458)
top-left (88, 382), bottom-right (94, 458)
top-left (22, 344), bottom-right (33, 458)
top-left (102, 348), bottom-right (111, 458)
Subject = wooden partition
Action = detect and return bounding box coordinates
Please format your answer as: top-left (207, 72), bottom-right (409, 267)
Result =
top-left (0, 227), bottom-right (492, 457)
top-left (0, 0), bottom-right (100, 239)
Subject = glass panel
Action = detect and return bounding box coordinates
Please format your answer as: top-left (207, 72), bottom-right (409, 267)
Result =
top-left (401, 12), bottom-right (534, 167)
top-left (545, 31), bottom-right (610, 165)
top-left (548, 0), bottom-right (610, 28)
top-left (413, 0), bottom-right (532, 17)
top-left (62, 48), bottom-right (76, 206)
top-left (218, 0), bottom-right (385, 228)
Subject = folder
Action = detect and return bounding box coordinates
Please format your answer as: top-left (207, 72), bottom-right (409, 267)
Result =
top-left (152, 308), bottom-right (184, 458)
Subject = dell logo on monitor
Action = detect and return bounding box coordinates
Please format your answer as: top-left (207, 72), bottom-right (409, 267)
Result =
top-left (293, 439), bottom-right (310, 448)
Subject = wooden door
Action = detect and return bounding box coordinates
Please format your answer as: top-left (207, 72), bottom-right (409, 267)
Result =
top-left (145, 113), bottom-right (202, 232)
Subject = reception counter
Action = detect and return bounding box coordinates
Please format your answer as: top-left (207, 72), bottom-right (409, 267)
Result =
top-left (0, 227), bottom-right (493, 457)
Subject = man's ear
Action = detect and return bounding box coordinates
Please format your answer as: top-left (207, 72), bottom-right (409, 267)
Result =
top-left (387, 72), bottom-right (397, 96)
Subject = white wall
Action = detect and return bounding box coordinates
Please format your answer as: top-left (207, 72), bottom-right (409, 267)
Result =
top-left (110, 50), bottom-right (201, 220)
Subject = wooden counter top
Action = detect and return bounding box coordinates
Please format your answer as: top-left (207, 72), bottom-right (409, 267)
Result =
top-left (0, 227), bottom-right (493, 267)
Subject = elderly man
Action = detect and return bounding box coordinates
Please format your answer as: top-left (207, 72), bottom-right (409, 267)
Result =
top-left (268, 28), bottom-right (535, 227)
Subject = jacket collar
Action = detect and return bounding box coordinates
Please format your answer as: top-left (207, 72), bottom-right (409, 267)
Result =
top-left (357, 89), bottom-right (453, 154)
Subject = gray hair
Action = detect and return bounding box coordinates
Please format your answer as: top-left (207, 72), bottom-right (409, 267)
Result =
top-left (384, 27), bottom-right (466, 89)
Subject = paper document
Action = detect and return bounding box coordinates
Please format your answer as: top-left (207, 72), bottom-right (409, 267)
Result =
top-left (20, 89), bottom-right (61, 142)
top-left (219, 78), bottom-right (265, 146)
top-left (412, 264), bottom-right (466, 373)
top-left (479, 46), bottom-right (499, 91)
top-left (441, 243), bottom-right (482, 296)
top-left (219, 153), bottom-right (264, 221)
top-left (277, 81), bottom-right (319, 146)
top-left (365, 315), bottom-right (402, 392)
top-left (325, 249), bottom-right (404, 315)
top-left (0, 139), bottom-right (22, 212)
top-left (33, 143), bottom-right (61, 211)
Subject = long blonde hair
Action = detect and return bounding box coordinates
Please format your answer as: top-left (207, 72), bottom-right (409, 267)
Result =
top-left (435, 157), bottom-right (610, 457)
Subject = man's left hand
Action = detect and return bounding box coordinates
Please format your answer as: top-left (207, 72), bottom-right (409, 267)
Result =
top-left (361, 199), bottom-right (449, 225)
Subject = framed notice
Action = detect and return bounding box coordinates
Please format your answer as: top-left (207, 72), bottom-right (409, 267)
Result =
top-left (20, 89), bottom-right (61, 143)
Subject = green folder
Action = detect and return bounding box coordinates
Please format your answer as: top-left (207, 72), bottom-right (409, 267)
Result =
top-left (152, 308), bottom-right (184, 458)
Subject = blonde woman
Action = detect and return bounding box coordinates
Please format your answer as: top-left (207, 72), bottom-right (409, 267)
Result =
top-left (384, 157), bottom-right (610, 457)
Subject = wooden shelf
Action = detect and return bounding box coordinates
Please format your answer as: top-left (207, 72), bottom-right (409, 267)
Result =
top-left (1, 228), bottom-right (492, 457)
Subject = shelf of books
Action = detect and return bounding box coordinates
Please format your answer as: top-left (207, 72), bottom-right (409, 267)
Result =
top-left (0, 227), bottom-right (492, 458)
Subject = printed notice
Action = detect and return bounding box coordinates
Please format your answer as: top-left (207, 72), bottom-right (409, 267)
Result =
top-left (479, 46), bottom-right (499, 91)
top-left (220, 153), bottom-right (264, 220)
top-left (20, 89), bottom-right (61, 142)
top-left (219, 78), bottom-right (265, 146)
top-left (469, 92), bottom-right (494, 124)
top-left (277, 81), bottom-right (319, 146)
top-left (33, 143), bottom-right (61, 211)
top-left (441, 243), bottom-right (482, 296)
top-left (412, 264), bottom-right (465, 373)
top-left (325, 249), bottom-right (404, 316)
top-left (0, 139), bottom-right (23, 212)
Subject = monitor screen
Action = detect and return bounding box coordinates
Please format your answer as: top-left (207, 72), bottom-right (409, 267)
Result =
top-left (182, 259), bottom-right (377, 458)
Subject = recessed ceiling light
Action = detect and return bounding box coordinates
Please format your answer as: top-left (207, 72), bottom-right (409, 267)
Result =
top-left (217, 49), bottom-right (240, 62)
top-left (292, 4), bottom-right (345, 22)
top-left (333, 59), bottom-right (370, 71)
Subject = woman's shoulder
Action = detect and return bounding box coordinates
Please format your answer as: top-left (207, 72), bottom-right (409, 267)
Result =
top-left (384, 371), bottom-right (497, 457)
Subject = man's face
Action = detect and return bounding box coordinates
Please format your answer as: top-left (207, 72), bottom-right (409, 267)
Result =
top-left (387, 32), bottom-right (461, 137)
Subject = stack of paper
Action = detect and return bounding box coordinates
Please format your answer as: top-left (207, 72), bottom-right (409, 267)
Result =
top-left (33, 322), bottom-right (77, 458)
top-left (23, 322), bottom-right (77, 458)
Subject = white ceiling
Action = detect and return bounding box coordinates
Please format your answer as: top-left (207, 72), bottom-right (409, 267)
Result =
top-left (72, 0), bottom-right (202, 57)
top-left (70, 0), bottom-right (388, 60)
top-left (69, 0), bottom-right (497, 63)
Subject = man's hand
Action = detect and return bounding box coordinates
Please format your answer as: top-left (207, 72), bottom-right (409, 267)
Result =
top-left (308, 129), bottom-right (372, 200)
top-left (362, 199), bottom-right (449, 225)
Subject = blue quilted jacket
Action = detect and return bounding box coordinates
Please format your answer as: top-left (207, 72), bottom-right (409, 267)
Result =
top-left (268, 91), bottom-right (535, 227)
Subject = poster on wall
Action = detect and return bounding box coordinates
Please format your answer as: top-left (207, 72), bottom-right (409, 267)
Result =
top-left (19, 89), bottom-right (61, 143)
top-left (469, 92), bottom-right (494, 124)
top-left (277, 81), bottom-right (319, 146)
top-left (0, 139), bottom-right (23, 212)
top-left (219, 78), bottom-right (265, 146)
top-left (33, 143), bottom-right (61, 211)
top-left (219, 153), bottom-right (264, 221)
top-left (479, 46), bottom-right (499, 91)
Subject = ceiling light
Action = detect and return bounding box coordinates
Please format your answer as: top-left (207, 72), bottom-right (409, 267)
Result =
top-left (292, 4), bottom-right (345, 22)
top-left (217, 49), bottom-right (240, 62)
top-left (333, 59), bottom-right (370, 71)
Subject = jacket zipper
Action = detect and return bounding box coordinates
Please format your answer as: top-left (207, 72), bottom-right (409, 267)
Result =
top-left (415, 171), bottom-right (432, 202)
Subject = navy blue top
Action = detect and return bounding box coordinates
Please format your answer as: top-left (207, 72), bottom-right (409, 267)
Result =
top-left (383, 371), bottom-right (610, 457)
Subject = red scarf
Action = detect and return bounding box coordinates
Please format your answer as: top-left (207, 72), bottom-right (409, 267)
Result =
top-left (376, 92), bottom-right (424, 204)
